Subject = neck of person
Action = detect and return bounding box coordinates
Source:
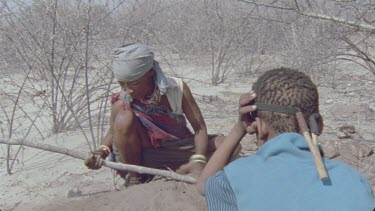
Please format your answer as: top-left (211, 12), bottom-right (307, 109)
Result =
top-left (257, 123), bottom-right (278, 147)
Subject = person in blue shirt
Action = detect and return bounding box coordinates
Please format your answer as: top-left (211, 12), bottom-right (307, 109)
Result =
top-left (196, 67), bottom-right (375, 211)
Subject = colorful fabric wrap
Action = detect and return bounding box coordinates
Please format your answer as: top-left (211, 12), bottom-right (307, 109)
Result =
top-left (111, 90), bottom-right (192, 148)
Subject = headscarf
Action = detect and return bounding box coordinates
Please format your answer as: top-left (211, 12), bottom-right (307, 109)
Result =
top-left (112, 43), bottom-right (176, 95)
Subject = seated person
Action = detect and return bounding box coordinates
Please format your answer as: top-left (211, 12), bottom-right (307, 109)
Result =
top-left (84, 43), bottom-right (236, 183)
top-left (197, 68), bottom-right (375, 211)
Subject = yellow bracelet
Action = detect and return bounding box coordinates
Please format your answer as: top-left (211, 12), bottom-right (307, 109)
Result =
top-left (189, 154), bottom-right (207, 163)
top-left (190, 154), bottom-right (207, 161)
top-left (99, 145), bottom-right (111, 153)
top-left (190, 159), bottom-right (207, 164)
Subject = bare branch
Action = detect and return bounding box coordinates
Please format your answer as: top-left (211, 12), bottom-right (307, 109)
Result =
top-left (238, 0), bottom-right (295, 11)
top-left (238, 0), bottom-right (375, 33)
top-left (300, 12), bottom-right (375, 33)
top-left (343, 38), bottom-right (375, 64)
top-left (0, 138), bottom-right (196, 184)
top-left (336, 57), bottom-right (371, 71)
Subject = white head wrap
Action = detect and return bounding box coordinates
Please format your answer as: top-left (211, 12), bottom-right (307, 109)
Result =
top-left (113, 43), bottom-right (154, 81)
top-left (112, 43), bottom-right (177, 95)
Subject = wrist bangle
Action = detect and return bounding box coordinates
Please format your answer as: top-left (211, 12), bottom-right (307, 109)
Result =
top-left (190, 154), bottom-right (207, 161)
top-left (99, 145), bottom-right (111, 154)
top-left (189, 154), bottom-right (207, 164)
top-left (190, 159), bottom-right (207, 164)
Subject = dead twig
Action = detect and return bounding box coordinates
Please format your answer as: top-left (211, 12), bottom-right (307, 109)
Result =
top-left (0, 138), bottom-right (196, 184)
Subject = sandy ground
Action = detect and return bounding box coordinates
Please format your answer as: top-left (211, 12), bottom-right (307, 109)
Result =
top-left (1, 60), bottom-right (375, 211)
top-left (1, 131), bottom-right (207, 211)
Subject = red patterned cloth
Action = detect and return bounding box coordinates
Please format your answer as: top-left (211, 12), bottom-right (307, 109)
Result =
top-left (111, 91), bottom-right (192, 147)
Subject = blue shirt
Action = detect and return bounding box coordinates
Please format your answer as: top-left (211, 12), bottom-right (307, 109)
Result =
top-left (205, 133), bottom-right (375, 211)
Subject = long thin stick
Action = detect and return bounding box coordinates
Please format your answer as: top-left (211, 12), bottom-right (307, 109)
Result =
top-left (296, 112), bottom-right (328, 181)
top-left (311, 133), bottom-right (318, 146)
top-left (0, 138), bottom-right (196, 184)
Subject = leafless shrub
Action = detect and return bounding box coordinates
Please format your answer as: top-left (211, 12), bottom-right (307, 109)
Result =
top-left (1, 0), bottom-right (374, 179)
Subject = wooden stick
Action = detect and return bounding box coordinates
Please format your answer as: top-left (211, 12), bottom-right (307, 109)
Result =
top-left (296, 112), bottom-right (329, 181)
top-left (0, 138), bottom-right (196, 184)
top-left (311, 133), bottom-right (318, 146)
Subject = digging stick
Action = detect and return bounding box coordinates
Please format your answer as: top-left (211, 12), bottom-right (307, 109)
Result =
top-left (0, 138), bottom-right (196, 183)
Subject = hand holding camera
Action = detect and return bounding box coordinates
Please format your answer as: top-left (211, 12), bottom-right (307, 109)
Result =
top-left (238, 91), bottom-right (258, 134)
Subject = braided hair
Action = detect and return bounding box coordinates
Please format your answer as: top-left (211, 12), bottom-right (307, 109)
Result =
top-left (252, 68), bottom-right (319, 133)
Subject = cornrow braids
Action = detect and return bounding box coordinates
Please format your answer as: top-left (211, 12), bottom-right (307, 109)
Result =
top-left (252, 68), bottom-right (319, 133)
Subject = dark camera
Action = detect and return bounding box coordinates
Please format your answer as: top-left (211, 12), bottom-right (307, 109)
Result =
top-left (247, 100), bottom-right (257, 122)
top-left (248, 111), bottom-right (257, 122)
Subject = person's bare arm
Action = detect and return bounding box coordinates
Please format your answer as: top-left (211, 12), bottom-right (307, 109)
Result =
top-left (182, 81), bottom-right (208, 156)
top-left (175, 82), bottom-right (209, 176)
top-left (84, 101), bottom-right (121, 169)
top-left (101, 102), bottom-right (121, 151)
top-left (196, 122), bottom-right (246, 195)
top-left (196, 91), bottom-right (257, 195)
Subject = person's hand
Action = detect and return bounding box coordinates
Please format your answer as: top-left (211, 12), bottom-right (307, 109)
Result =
top-left (84, 146), bottom-right (111, 170)
top-left (176, 154), bottom-right (207, 178)
top-left (176, 161), bottom-right (205, 179)
top-left (238, 91), bottom-right (257, 134)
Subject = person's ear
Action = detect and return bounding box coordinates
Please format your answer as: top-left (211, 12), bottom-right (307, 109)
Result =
top-left (318, 115), bottom-right (324, 134)
top-left (255, 117), bottom-right (269, 146)
top-left (245, 120), bottom-right (257, 134)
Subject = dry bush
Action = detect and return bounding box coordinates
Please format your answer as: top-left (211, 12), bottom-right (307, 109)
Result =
top-left (1, 0), bottom-right (374, 176)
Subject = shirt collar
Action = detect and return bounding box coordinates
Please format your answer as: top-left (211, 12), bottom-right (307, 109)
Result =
top-left (256, 133), bottom-right (323, 162)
